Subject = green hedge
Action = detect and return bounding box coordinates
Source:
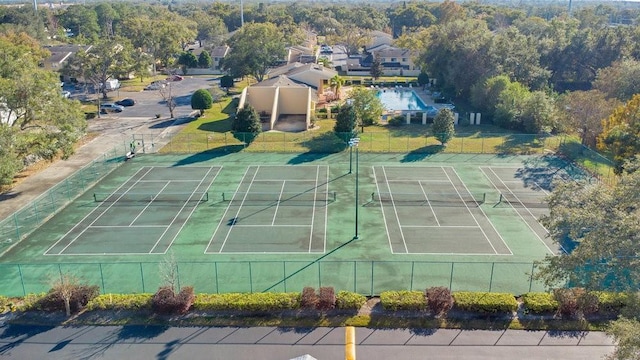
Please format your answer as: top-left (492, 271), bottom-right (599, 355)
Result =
top-left (87, 294), bottom-right (153, 311)
top-left (591, 291), bottom-right (629, 313)
top-left (336, 291), bottom-right (367, 310)
top-left (193, 293), bottom-right (301, 312)
top-left (453, 292), bottom-right (518, 313)
top-left (380, 291), bottom-right (426, 311)
top-left (522, 292), bottom-right (559, 314)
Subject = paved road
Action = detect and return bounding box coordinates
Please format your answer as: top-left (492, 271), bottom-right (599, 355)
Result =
top-left (0, 324), bottom-right (614, 360)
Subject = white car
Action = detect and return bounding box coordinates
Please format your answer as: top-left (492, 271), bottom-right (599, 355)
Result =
top-left (100, 103), bottom-right (124, 113)
top-left (145, 81), bottom-right (167, 90)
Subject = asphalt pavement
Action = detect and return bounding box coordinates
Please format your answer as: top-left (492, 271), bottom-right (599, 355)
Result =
top-left (0, 324), bottom-right (615, 360)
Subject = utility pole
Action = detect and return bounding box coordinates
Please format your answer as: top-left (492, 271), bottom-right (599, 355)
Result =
top-left (240, 0), bottom-right (244, 27)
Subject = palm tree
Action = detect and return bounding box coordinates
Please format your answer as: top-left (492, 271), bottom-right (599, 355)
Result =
top-left (329, 75), bottom-right (345, 100)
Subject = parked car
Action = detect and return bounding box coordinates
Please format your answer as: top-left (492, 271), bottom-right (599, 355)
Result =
top-left (320, 45), bottom-right (333, 54)
top-left (115, 98), bottom-right (136, 107)
top-left (166, 75), bottom-right (184, 81)
top-left (145, 81), bottom-right (167, 90)
top-left (100, 103), bottom-right (124, 113)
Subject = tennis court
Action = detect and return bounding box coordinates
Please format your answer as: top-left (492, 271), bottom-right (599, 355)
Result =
top-left (371, 166), bottom-right (511, 255)
top-left (205, 165), bottom-right (330, 254)
top-left (44, 166), bottom-right (220, 255)
top-left (0, 152), bottom-right (583, 296)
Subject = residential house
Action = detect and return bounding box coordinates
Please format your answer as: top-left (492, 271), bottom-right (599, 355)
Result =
top-left (285, 45), bottom-right (316, 64)
top-left (238, 63), bottom-right (338, 132)
top-left (41, 45), bottom-right (92, 81)
top-left (210, 45), bottom-right (230, 73)
top-left (345, 44), bottom-right (420, 77)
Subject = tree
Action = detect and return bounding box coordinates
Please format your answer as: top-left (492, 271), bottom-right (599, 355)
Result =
top-left (232, 104), bottom-right (261, 144)
top-left (223, 22), bottom-right (286, 82)
top-left (177, 51), bottom-right (198, 75)
top-left (470, 75), bottom-right (511, 121)
top-left (333, 104), bottom-right (357, 141)
top-left (348, 87), bottom-right (384, 128)
top-left (57, 5), bottom-right (100, 40)
top-left (559, 90), bottom-right (619, 148)
top-left (329, 75), bottom-right (344, 100)
top-left (220, 75), bottom-right (234, 93)
top-left (191, 89), bottom-right (213, 116)
top-left (537, 161), bottom-right (640, 291)
top-left (0, 33), bottom-right (85, 184)
top-left (158, 82), bottom-right (177, 118)
top-left (198, 51), bottom-right (212, 69)
top-left (598, 94), bottom-right (640, 172)
top-left (593, 60), bottom-right (640, 102)
top-left (432, 109), bottom-right (455, 145)
top-left (417, 72), bottom-right (430, 87)
top-left (62, 37), bottom-right (133, 99)
top-left (329, 25), bottom-right (370, 57)
top-left (370, 55), bottom-right (384, 80)
top-left (607, 317), bottom-right (640, 360)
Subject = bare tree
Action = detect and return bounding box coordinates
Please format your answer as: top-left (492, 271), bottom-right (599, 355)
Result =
top-left (158, 82), bottom-right (177, 118)
top-left (159, 251), bottom-right (179, 292)
top-left (50, 272), bottom-right (81, 317)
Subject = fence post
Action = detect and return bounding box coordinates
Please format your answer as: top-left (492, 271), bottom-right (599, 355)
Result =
top-left (449, 262), bottom-right (455, 290)
top-left (283, 262), bottom-right (287, 293)
top-left (140, 263), bottom-right (145, 293)
top-left (353, 261), bottom-right (357, 292)
top-left (17, 264), bottom-right (26, 296)
top-left (410, 261), bottom-right (415, 291)
top-left (370, 261), bottom-right (374, 296)
top-left (248, 262), bottom-right (253, 293)
top-left (214, 262), bottom-right (219, 294)
top-left (529, 263), bottom-right (535, 292)
top-left (489, 262), bottom-right (495, 292)
top-left (99, 263), bottom-right (105, 294)
top-left (318, 262), bottom-right (321, 288)
top-left (176, 262), bottom-right (181, 291)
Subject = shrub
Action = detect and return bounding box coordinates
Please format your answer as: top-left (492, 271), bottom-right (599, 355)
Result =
top-left (151, 286), bottom-right (195, 315)
top-left (453, 292), bottom-right (518, 314)
top-left (87, 294), bottom-right (153, 311)
top-left (426, 287), bottom-right (454, 316)
top-left (192, 293), bottom-right (300, 312)
top-left (301, 287), bottom-right (318, 309)
top-left (553, 288), bottom-right (599, 318)
top-left (522, 293), bottom-right (559, 314)
top-left (335, 291), bottom-right (367, 310)
top-left (388, 115), bottom-right (404, 126)
top-left (36, 285), bottom-right (100, 314)
top-left (318, 108), bottom-right (328, 113)
top-left (380, 291), bottom-right (426, 311)
top-left (317, 287), bottom-right (336, 311)
top-left (592, 291), bottom-right (629, 313)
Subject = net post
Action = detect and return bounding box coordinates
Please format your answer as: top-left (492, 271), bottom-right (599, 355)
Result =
top-left (204, 192), bottom-right (209, 202)
top-left (482, 192), bottom-right (486, 204)
top-left (93, 193), bottom-right (97, 202)
top-left (499, 193), bottom-right (504, 203)
top-left (333, 191), bottom-right (336, 202)
top-left (371, 192), bottom-right (375, 202)
top-left (221, 192), bottom-right (225, 202)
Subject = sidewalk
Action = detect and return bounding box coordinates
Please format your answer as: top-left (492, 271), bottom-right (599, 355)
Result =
top-left (0, 116), bottom-right (189, 221)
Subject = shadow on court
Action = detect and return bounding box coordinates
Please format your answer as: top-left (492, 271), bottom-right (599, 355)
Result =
top-left (399, 145), bottom-right (443, 162)
top-left (287, 133), bottom-right (347, 164)
top-left (171, 146), bottom-right (244, 167)
top-left (261, 236), bottom-right (359, 292)
top-left (515, 155), bottom-right (578, 191)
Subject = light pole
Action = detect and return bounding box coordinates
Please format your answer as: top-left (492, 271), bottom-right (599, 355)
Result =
top-left (348, 137), bottom-right (360, 240)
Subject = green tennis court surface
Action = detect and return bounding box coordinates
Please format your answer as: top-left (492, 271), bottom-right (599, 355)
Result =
top-left (0, 152), bottom-right (583, 296)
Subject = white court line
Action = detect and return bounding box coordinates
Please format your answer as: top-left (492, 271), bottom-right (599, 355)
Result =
top-left (308, 166), bottom-right (319, 252)
top-left (137, 180), bottom-right (202, 182)
top-left (451, 167), bottom-right (512, 255)
top-left (91, 225), bottom-right (168, 228)
top-left (204, 166), bottom-right (252, 254)
top-left (49, 167), bottom-right (154, 255)
top-left (373, 167), bottom-right (394, 254)
top-left (323, 165), bottom-right (329, 253)
top-left (232, 224), bottom-right (311, 228)
top-left (218, 166), bottom-right (261, 253)
top-left (253, 179), bottom-right (319, 182)
top-left (532, 181), bottom-right (551, 195)
top-left (402, 225), bottom-right (479, 228)
top-left (271, 181), bottom-right (286, 226)
top-left (128, 182), bottom-right (171, 226)
top-left (151, 166), bottom-right (219, 254)
top-left (485, 167), bottom-right (561, 254)
top-left (390, 250), bottom-right (512, 256)
top-left (442, 167), bottom-right (499, 255)
top-left (418, 180), bottom-right (440, 226)
top-left (387, 179), bottom-right (451, 183)
top-left (382, 166), bottom-right (409, 253)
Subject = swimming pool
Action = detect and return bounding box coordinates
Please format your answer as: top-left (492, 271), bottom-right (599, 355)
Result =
top-left (376, 89), bottom-right (436, 114)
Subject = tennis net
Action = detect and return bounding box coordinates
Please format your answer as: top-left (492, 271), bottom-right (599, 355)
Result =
top-left (222, 191), bottom-right (336, 204)
top-left (93, 191), bottom-right (209, 203)
top-left (371, 192), bottom-right (485, 206)
top-left (499, 193), bottom-right (548, 208)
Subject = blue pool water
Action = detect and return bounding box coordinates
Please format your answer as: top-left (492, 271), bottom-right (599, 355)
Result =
top-left (376, 90), bottom-right (434, 112)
